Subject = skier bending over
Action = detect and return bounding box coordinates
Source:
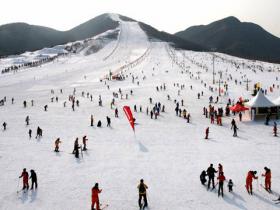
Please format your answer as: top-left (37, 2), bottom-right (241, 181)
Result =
top-left (246, 171), bottom-right (258, 195)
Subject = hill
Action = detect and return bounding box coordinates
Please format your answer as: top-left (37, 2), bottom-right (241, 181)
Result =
top-left (175, 16), bottom-right (280, 63)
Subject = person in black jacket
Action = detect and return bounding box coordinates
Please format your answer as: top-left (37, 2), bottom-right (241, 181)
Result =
top-left (207, 164), bottom-right (217, 190)
top-left (138, 179), bottom-right (148, 208)
top-left (200, 170), bottom-right (207, 185)
top-left (29, 169), bottom-right (37, 190)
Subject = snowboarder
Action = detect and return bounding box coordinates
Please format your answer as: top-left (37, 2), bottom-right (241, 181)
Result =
top-left (207, 164), bottom-right (217, 190)
top-left (138, 179), bottom-right (148, 208)
top-left (246, 171), bottom-right (258, 195)
top-left (54, 138), bottom-right (61, 152)
top-left (3, 122), bottom-right (7, 130)
top-left (262, 167), bottom-right (271, 192)
top-left (28, 129), bottom-right (32, 139)
top-left (217, 172), bottom-right (226, 197)
top-left (82, 135), bottom-right (88, 151)
top-left (19, 168), bottom-right (29, 190)
top-left (29, 169), bottom-right (37, 190)
top-left (91, 183), bottom-right (102, 210)
top-left (228, 179), bottom-right (233, 192)
top-left (200, 170), bottom-right (207, 185)
top-left (205, 127), bottom-right (209, 139)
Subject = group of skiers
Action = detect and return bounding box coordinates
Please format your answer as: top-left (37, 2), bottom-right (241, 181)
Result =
top-left (200, 164), bottom-right (272, 197)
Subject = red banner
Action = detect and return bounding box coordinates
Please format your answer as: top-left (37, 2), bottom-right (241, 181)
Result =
top-left (123, 106), bottom-right (135, 131)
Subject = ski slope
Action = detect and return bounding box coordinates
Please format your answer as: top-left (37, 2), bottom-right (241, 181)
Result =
top-left (0, 14), bottom-right (280, 210)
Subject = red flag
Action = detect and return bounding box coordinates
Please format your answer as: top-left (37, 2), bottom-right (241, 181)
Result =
top-left (123, 106), bottom-right (135, 131)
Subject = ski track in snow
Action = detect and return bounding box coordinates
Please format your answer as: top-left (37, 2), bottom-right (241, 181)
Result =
top-left (0, 14), bottom-right (280, 210)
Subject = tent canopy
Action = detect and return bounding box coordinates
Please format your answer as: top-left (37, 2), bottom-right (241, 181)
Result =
top-left (230, 103), bottom-right (249, 112)
top-left (246, 90), bottom-right (275, 108)
top-left (273, 97), bottom-right (280, 106)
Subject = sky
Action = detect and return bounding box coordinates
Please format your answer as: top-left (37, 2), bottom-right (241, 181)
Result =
top-left (1, 0), bottom-right (280, 37)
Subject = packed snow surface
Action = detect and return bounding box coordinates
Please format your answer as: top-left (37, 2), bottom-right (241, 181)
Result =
top-left (0, 14), bottom-right (280, 210)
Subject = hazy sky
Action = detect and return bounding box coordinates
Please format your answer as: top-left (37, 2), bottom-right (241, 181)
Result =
top-left (1, 0), bottom-right (280, 37)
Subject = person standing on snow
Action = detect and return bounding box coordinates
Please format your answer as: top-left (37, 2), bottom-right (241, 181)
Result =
top-left (205, 127), bottom-right (209, 139)
top-left (2, 122), bottom-right (7, 130)
top-left (239, 112), bottom-right (242, 121)
top-left (207, 164), bottom-right (217, 190)
top-left (72, 138), bottom-right (80, 158)
top-left (54, 138), bottom-right (61, 152)
top-left (262, 167), bottom-right (271, 192)
top-left (25, 116), bottom-right (30, 126)
top-left (91, 183), bottom-right (102, 210)
top-left (19, 168), bottom-right (29, 190)
top-left (90, 115), bottom-right (94, 127)
top-left (228, 179), bottom-right (233, 192)
top-left (246, 171), bottom-right (258, 195)
top-left (29, 170), bottom-right (37, 190)
top-left (106, 116), bottom-right (111, 127)
top-left (28, 129), bottom-right (32, 139)
top-left (217, 172), bottom-right (226, 197)
top-left (273, 122), bottom-right (277, 137)
top-left (82, 135), bottom-right (88, 151)
top-left (138, 179), bottom-right (148, 208)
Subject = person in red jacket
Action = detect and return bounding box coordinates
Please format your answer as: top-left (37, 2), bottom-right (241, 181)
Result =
top-left (246, 171), bottom-right (258, 195)
top-left (19, 168), bottom-right (29, 190)
top-left (262, 167), bottom-right (271, 192)
top-left (217, 172), bottom-right (226, 197)
top-left (92, 183), bottom-right (102, 210)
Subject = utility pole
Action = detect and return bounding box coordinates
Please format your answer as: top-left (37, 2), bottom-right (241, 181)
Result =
top-left (244, 78), bottom-right (252, 91)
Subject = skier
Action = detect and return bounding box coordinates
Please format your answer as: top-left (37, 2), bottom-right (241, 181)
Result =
top-left (205, 127), bottom-right (209, 139)
top-left (262, 167), bottom-right (271, 192)
top-left (232, 124), bottom-right (238, 137)
top-left (115, 108), bottom-right (118, 118)
top-left (54, 138), bottom-right (61, 152)
top-left (44, 105), bottom-right (48, 111)
top-left (106, 116), bottom-right (111, 127)
top-left (228, 179), bottom-right (233, 192)
top-left (246, 171), bottom-right (258, 195)
top-left (91, 183), bottom-right (102, 210)
top-left (29, 169), bottom-right (37, 190)
top-left (28, 129), bottom-right (32, 139)
top-left (36, 127), bottom-right (42, 138)
top-left (239, 112), bottom-right (242, 121)
top-left (73, 138), bottom-right (80, 158)
top-left (82, 135), bottom-right (88, 151)
top-left (138, 179), bottom-right (148, 209)
top-left (200, 170), bottom-right (207, 185)
top-left (273, 122), bottom-right (277, 137)
top-left (23, 101), bottom-right (27, 108)
top-left (3, 122), bottom-right (7, 130)
top-left (25, 116), bottom-right (30, 125)
top-left (19, 168), bottom-right (29, 190)
top-left (207, 164), bottom-right (217, 190)
top-left (217, 172), bottom-right (226, 197)
top-left (91, 115), bottom-right (94, 126)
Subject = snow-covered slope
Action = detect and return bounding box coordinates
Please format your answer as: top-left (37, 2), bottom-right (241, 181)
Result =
top-left (0, 14), bottom-right (280, 210)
